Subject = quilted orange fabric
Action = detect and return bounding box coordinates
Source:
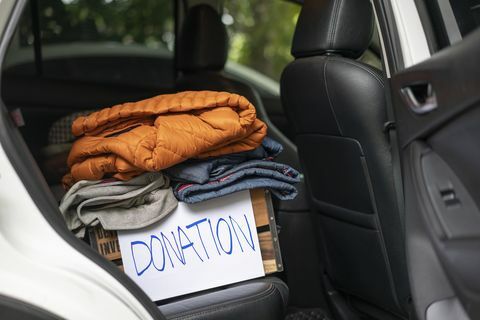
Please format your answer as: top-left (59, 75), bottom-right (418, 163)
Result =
top-left (63, 91), bottom-right (267, 188)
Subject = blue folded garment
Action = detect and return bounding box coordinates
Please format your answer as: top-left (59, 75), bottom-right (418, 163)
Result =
top-left (169, 160), bottom-right (300, 204)
top-left (165, 136), bottom-right (284, 184)
top-left (165, 137), bottom-right (299, 203)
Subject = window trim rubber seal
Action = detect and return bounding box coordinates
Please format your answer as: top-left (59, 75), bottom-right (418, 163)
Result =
top-left (373, 0), bottom-right (405, 73)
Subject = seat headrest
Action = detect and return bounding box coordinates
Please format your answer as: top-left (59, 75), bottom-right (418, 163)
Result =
top-left (292, 0), bottom-right (374, 59)
top-left (177, 4), bottom-right (228, 72)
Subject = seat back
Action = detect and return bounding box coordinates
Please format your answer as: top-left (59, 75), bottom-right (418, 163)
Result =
top-left (176, 4), bottom-right (299, 169)
top-left (281, 0), bottom-right (409, 316)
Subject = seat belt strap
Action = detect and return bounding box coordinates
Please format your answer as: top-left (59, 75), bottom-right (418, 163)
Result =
top-left (384, 103), bottom-right (405, 230)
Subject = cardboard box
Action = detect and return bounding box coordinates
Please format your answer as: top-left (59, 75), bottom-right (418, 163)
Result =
top-left (89, 188), bottom-right (282, 277)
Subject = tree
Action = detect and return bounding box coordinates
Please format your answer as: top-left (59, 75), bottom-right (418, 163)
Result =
top-left (224, 0), bottom-right (300, 81)
top-left (21, 0), bottom-right (298, 81)
top-left (36, 0), bottom-right (174, 50)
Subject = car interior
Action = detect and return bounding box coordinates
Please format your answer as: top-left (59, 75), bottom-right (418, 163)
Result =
top-left (0, 0), bottom-right (406, 319)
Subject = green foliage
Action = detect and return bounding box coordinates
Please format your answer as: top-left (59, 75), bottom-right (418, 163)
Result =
top-left (23, 0), bottom-right (299, 81)
top-left (37, 0), bottom-right (174, 50)
top-left (224, 0), bottom-right (300, 81)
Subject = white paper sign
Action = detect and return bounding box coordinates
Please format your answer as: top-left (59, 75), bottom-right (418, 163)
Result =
top-left (117, 190), bottom-right (265, 301)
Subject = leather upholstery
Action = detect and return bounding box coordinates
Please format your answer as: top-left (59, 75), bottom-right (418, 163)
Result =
top-left (159, 278), bottom-right (289, 320)
top-left (176, 5), bottom-right (300, 170)
top-left (281, 0), bottom-right (410, 317)
top-left (177, 4), bottom-right (228, 72)
top-left (291, 0), bottom-right (374, 59)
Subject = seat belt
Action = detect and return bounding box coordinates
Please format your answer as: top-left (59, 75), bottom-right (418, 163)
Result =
top-left (386, 100), bottom-right (416, 317)
top-left (384, 100), bottom-right (405, 230)
top-left (30, 0), bottom-right (43, 76)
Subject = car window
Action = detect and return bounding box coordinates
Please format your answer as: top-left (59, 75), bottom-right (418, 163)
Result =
top-left (3, 0), bottom-right (175, 88)
top-left (222, 0), bottom-right (301, 84)
top-left (449, 0), bottom-right (480, 36)
top-left (424, 0), bottom-right (480, 49)
top-left (32, 0), bottom-right (174, 49)
top-left (221, 1), bottom-right (382, 89)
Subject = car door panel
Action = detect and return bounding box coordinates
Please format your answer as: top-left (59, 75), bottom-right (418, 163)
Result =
top-left (392, 32), bottom-right (480, 147)
top-left (390, 27), bottom-right (480, 320)
top-left (425, 296), bottom-right (469, 320)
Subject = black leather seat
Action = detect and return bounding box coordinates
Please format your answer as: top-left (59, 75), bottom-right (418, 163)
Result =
top-left (159, 278), bottom-right (288, 320)
top-left (281, 0), bottom-right (410, 318)
top-left (176, 4), bottom-right (299, 169)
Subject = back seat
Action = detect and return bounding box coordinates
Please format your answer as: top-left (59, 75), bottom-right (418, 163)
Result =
top-left (176, 4), bottom-right (300, 170)
top-left (2, 76), bottom-right (291, 318)
top-left (160, 278), bottom-right (288, 320)
top-left (1, 74), bottom-right (166, 167)
top-left (0, 5), bottom-right (291, 318)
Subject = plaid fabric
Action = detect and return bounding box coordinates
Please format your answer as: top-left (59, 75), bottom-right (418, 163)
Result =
top-left (48, 111), bottom-right (93, 145)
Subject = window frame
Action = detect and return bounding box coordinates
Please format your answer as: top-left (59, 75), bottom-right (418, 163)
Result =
top-left (6, 0), bottom-right (176, 84)
top-left (418, 0), bottom-right (463, 49)
top-left (0, 2), bottom-right (167, 318)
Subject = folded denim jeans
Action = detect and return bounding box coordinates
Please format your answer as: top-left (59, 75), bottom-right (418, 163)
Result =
top-left (170, 160), bottom-right (300, 204)
top-left (165, 136), bottom-right (284, 184)
top-left (59, 172), bottom-right (178, 237)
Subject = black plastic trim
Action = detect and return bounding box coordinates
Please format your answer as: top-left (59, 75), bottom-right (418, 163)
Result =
top-left (30, 0), bottom-right (43, 76)
top-left (373, 0), bottom-right (405, 73)
top-left (403, 143), bottom-right (455, 320)
top-left (391, 27), bottom-right (480, 148)
top-left (407, 142), bottom-right (480, 319)
top-left (0, 294), bottom-right (62, 320)
top-left (0, 2), bottom-right (165, 319)
top-left (413, 0), bottom-right (440, 53)
top-left (421, 0), bottom-right (464, 50)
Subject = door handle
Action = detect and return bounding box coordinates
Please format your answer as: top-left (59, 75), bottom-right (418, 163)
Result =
top-left (401, 82), bottom-right (438, 114)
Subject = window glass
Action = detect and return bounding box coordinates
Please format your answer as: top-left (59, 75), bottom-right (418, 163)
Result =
top-left (3, 0), bottom-right (174, 87)
top-left (449, 0), bottom-right (480, 36)
top-left (222, 0), bottom-right (300, 83)
top-left (36, 0), bottom-right (174, 50)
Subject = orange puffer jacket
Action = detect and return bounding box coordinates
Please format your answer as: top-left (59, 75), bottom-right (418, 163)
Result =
top-left (63, 91), bottom-right (267, 188)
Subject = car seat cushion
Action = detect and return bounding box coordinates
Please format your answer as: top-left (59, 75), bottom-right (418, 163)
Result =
top-left (159, 277), bottom-right (288, 320)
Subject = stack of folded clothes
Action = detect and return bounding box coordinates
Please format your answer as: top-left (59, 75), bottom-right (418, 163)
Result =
top-left (165, 137), bottom-right (300, 203)
top-left (60, 172), bottom-right (177, 237)
top-left (57, 91), bottom-right (299, 236)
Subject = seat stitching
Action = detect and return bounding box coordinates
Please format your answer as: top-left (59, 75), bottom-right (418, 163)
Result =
top-left (172, 284), bottom-right (276, 320)
top-left (327, 58), bottom-right (400, 307)
top-left (170, 284), bottom-right (278, 320)
top-left (333, 58), bottom-right (385, 87)
top-left (323, 58), bottom-right (344, 135)
top-left (180, 286), bottom-right (278, 320)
